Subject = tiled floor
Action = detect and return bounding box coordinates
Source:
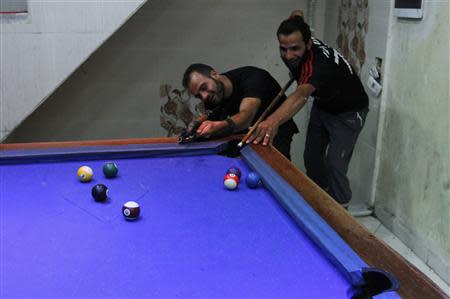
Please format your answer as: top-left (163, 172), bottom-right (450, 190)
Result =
top-left (354, 215), bottom-right (450, 296)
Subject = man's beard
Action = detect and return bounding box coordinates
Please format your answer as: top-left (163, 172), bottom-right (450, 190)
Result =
top-left (283, 50), bottom-right (310, 75)
top-left (204, 78), bottom-right (226, 110)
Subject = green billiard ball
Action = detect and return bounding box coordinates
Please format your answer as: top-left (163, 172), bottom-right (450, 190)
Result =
top-left (103, 162), bottom-right (118, 178)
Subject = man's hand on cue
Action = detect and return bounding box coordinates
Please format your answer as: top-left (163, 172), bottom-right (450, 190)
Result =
top-left (196, 120), bottom-right (228, 138)
top-left (246, 118), bottom-right (279, 146)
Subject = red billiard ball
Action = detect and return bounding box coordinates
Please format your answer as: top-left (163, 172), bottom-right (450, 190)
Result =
top-left (122, 201), bottom-right (140, 220)
top-left (226, 166), bottom-right (242, 179)
top-left (224, 173), bottom-right (239, 190)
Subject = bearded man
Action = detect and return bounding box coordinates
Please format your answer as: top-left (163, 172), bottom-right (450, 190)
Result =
top-left (248, 14), bottom-right (369, 207)
top-left (182, 63), bottom-right (298, 160)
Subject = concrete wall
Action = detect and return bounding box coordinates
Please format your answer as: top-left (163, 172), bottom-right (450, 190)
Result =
top-left (374, 1), bottom-right (450, 284)
top-left (0, 0), bottom-right (146, 140)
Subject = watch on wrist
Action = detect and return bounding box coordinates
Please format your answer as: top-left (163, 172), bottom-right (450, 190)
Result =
top-left (224, 118), bottom-right (236, 134)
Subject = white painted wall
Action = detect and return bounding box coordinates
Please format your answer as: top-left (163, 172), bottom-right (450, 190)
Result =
top-left (0, 0), bottom-right (146, 140)
top-left (374, 0), bottom-right (449, 284)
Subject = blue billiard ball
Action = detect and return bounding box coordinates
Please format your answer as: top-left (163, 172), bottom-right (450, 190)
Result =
top-left (246, 172), bottom-right (262, 188)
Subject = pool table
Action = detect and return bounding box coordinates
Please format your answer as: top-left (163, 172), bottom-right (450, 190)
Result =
top-left (0, 137), bottom-right (445, 298)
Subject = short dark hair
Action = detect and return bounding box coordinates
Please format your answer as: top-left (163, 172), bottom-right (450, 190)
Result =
top-left (277, 16), bottom-right (311, 43)
top-left (182, 63), bottom-right (214, 89)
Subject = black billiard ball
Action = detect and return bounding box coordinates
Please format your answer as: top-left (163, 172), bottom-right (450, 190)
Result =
top-left (91, 184), bottom-right (109, 202)
top-left (122, 201), bottom-right (140, 220)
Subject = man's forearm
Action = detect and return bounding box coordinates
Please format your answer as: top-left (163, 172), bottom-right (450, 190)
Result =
top-left (213, 110), bottom-right (254, 136)
top-left (218, 111), bottom-right (254, 134)
top-left (266, 84), bottom-right (313, 126)
top-left (230, 112), bottom-right (254, 132)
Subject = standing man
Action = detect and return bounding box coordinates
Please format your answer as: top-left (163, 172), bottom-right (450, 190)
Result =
top-left (182, 64), bottom-right (298, 160)
top-left (249, 14), bottom-right (369, 207)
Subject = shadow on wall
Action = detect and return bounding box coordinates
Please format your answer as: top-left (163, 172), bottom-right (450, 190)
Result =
top-left (159, 84), bottom-right (205, 137)
top-left (336, 0), bottom-right (369, 74)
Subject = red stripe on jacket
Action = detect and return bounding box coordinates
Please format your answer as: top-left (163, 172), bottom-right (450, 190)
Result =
top-left (298, 50), bottom-right (314, 85)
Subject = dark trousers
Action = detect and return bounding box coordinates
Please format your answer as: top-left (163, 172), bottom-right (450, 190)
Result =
top-left (304, 105), bottom-right (368, 204)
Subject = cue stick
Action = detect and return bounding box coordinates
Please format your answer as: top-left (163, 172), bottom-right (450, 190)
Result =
top-left (237, 76), bottom-right (296, 148)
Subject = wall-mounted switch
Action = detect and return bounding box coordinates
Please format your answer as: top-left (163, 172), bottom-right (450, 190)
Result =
top-left (367, 75), bottom-right (382, 97)
top-left (369, 65), bottom-right (380, 79)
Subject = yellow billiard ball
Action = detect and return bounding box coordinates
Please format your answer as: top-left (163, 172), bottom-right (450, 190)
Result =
top-left (77, 166), bottom-right (93, 182)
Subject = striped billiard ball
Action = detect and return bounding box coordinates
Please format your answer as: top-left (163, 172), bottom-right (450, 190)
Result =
top-left (122, 201), bottom-right (140, 220)
top-left (224, 173), bottom-right (239, 190)
top-left (77, 166), bottom-right (93, 182)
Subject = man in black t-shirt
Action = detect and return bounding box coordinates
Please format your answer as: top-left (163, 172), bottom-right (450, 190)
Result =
top-left (181, 63), bottom-right (298, 159)
top-left (248, 14), bottom-right (369, 207)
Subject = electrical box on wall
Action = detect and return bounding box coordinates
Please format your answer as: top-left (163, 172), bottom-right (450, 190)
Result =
top-left (367, 57), bottom-right (383, 97)
top-left (393, 0), bottom-right (423, 19)
top-left (0, 0), bottom-right (28, 14)
top-left (367, 76), bottom-right (382, 97)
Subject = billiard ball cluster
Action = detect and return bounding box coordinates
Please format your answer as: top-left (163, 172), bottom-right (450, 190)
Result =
top-left (76, 163), bottom-right (118, 183)
top-left (76, 162), bottom-right (140, 221)
top-left (223, 166), bottom-right (262, 190)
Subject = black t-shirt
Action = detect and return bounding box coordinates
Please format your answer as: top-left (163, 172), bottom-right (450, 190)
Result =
top-left (208, 66), bottom-right (298, 133)
top-left (292, 38), bottom-right (368, 114)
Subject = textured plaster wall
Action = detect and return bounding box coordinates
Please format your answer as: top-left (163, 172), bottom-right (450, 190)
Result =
top-left (375, 1), bottom-right (450, 284)
top-left (0, 0), bottom-right (146, 141)
top-left (322, 1), bottom-right (390, 208)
